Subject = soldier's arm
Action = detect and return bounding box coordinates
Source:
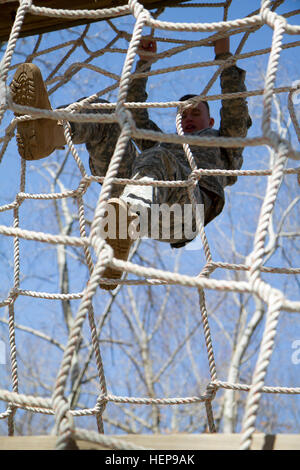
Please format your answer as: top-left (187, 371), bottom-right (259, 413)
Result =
top-left (68, 39), bottom-right (161, 148)
top-left (126, 38), bottom-right (162, 151)
top-left (65, 97), bottom-right (113, 145)
top-left (216, 38), bottom-right (252, 185)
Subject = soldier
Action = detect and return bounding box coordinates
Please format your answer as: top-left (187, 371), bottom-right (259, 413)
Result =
top-left (10, 37), bottom-right (251, 290)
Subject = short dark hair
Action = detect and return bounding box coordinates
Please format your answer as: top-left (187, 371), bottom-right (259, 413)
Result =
top-left (179, 94), bottom-right (210, 117)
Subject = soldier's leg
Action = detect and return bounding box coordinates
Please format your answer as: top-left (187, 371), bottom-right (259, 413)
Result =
top-left (10, 63), bottom-right (112, 161)
top-left (10, 63), bottom-right (66, 160)
top-left (100, 147), bottom-right (212, 290)
top-left (120, 147), bottom-right (207, 246)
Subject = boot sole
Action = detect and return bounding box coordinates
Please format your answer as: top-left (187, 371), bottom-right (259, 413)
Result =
top-left (10, 63), bottom-right (55, 160)
top-left (100, 199), bottom-right (135, 291)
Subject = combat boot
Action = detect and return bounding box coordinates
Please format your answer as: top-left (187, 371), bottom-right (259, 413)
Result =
top-left (100, 199), bottom-right (138, 290)
top-left (10, 63), bottom-right (65, 160)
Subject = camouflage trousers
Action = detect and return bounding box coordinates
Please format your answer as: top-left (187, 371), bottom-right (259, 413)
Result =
top-left (119, 145), bottom-right (212, 248)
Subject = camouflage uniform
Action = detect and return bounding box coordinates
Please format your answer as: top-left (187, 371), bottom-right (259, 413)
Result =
top-left (69, 53), bottom-right (252, 247)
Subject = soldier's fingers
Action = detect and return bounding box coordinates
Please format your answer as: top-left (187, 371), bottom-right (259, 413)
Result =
top-left (140, 38), bottom-right (156, 50)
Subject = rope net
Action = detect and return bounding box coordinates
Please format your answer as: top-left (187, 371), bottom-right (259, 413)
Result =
top-left (0, 0), bottom-right (299, 450)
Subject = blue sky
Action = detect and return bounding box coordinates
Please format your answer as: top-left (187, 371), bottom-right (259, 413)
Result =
top-left (0, 0), bottom-right (299, 435)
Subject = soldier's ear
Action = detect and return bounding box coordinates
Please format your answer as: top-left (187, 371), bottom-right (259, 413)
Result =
top-left (209, 117), bottom-right (215, 128)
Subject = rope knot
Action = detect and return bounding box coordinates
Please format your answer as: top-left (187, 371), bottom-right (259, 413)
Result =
top-left (8, 287), bottom-right (18, 302)
top-left (222, 56), bottom-right (237, 69)
top-left (15, 192), bottom-right (25, 204)
top-left (95, 393), bottom-right (108, 412)
top-left (200, 262), bottom-right (217, 277)
top-left (128, 0), bottom-right (149, 22)
top-left (206, 382), bottom-right (218, 401)
top-left (189, 169), bottom-right (201, 186)
top-left (21, 0), bottom-right (32, 9)
top-left (260, 2), bottom-right (287, 29)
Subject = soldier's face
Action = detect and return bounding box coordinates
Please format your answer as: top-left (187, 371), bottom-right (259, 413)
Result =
top-left (181, 102), bottom-right (214, 133)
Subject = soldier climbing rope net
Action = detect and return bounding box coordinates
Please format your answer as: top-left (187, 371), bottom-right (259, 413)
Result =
top-left (0, 0), bottom-right (299, 450)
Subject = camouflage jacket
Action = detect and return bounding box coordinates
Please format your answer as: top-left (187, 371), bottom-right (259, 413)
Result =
top-left (70, 54), bottom-right (252, 208)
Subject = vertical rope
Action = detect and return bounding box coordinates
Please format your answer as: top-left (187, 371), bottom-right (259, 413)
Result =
top-left (240, 291), bottom-right (283, 450)
top-left (0, 0), bottom-right (32, 125)
top-left (7, 157), bottom-right (26, 435)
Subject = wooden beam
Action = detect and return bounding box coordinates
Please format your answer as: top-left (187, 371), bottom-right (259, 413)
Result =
top-left (0, 433), bottom-right (300, 450)
top-left (0, 0), bottom-right (188, 43)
